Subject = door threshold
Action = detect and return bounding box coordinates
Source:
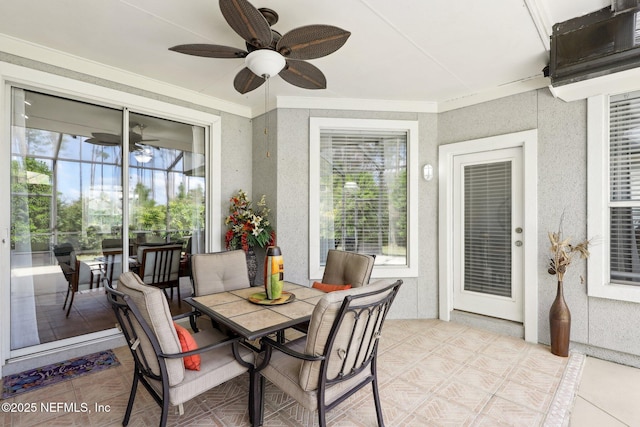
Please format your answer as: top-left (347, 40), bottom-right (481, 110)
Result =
top-left (450, 310), bottom-right (524, 339)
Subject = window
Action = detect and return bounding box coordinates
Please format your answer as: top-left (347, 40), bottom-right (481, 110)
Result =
top-left (309, 118), bottom-right (418, 279)
top-left (588, 91), bottom-right (640, 302)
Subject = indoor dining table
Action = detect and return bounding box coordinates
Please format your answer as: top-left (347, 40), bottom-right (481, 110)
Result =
top-left (183, 281), bottom-right (327, 425)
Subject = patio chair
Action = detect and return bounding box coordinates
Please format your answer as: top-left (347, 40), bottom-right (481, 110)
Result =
top-left (189, 249), bottom-right (250, 332)
top-left (63, 257), bottom-right (104, 317)
top-left (319, 249), bottom-right (375, 290)
top-left (53, 242), bottom-right (76, 286)
top-left (255, 279), bottom-right (403, 427)
top-left (106, 272), bottom-right (253, 427)
top-left (294, 249), bottom-right (376, 334)
top-left (137, 244), bottom-right (183, 307)
top-left (102, 249), bottom-right (123, 287)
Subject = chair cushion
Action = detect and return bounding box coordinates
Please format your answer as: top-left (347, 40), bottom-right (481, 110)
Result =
top-left (149, 327), bottom-right (252, 407)
top-left (300, 280), bottom-right (397, 392)
top-left (259, 337), bottom-right (372, 411)
top-left (321, 250), bottom-right (375, 288)
top-left (191, 250), bottom-right (249, 295)
top-left (173, 322), bottom-right (200, 371)
top-left (117, 272), bottom-right (185, 386)
top-left (312, 282), bottom-right (352, 293)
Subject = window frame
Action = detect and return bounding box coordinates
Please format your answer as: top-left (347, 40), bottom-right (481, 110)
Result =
top-left (309, 117), bottom-right (419, 279)
top-left (588, 93), bottom-right (640, 302)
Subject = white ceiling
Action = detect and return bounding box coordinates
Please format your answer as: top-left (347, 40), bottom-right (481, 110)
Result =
top-left (0, 0), bottom-right (611, 116)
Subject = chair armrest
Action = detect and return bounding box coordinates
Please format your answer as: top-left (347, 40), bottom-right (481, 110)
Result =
top-left (160, 335), bottom-right (243, 359)
top-left (59, 263), bottom-right (75, 276)
top-left (261, 336), bottom-right (324, 362)
top-left (171, 312), bottom-right (194, 321)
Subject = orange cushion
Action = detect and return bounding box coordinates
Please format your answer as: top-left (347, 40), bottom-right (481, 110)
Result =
top-left (312, 282), bottom-right (352, 293)
top-left (173, 322), bottom-right (201, 371)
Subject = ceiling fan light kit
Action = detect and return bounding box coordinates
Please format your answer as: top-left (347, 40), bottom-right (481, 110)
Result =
top-left (245, 49), bottom-right (285, 78)
top-left (169, 0), bottom-right (350, 94)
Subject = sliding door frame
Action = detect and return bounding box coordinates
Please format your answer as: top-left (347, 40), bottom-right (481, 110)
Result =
top-left (0, 63), bottom-right (222, 370)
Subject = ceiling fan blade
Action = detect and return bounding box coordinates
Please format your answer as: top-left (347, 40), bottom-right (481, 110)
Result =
top-left (233, 67), bottom-right (266, 94)
top-left (86, 137), bottom-right (118, 146)
top-left (169, 44), bottom-right (247, 58)
top-left (219, 0), bottom-right (272, 49)
top-left (280, 60), bottom-right (327, 90)
top-left (87, 132), bottom-right (121, 145)
top-left (277, 25), bottom-right (351, 60)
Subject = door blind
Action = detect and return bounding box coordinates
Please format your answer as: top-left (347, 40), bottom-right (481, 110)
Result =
top-left (463, 161), bottom-right (512, 297)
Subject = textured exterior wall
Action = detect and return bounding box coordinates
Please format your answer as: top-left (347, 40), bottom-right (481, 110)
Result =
top-left (251, 109), bottom-right (279, 281)
top-left (439, 88), bottom-right (640, 364)
top-left (263, 108), bottom-right (439, 319)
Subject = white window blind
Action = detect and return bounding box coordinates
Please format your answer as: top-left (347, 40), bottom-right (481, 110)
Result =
top-left (609, 91), bottom-right (640, 285)
top-left (463, 161), bottom-right (512, 297)
top-left (319, 129), bottom-right (407, 266)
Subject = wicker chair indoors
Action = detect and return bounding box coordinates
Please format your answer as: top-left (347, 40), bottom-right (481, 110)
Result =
top-left (106, 272), bottom-right (254, 427)
top-left (254, 279), bottom-right (403, 427)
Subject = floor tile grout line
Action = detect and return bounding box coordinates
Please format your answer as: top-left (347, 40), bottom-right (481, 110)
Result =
top-left (542, 352), bottom-right (585, 427)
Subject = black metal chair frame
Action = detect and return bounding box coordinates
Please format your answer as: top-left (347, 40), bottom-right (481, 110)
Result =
top-left (62, 257), bottom-right (103, 317)
top-left (105, 282), bottom-right (252, 427)
top-left (102, 249), bottom-right (123, 287)
top-left (139, 244), bottom-right (183, 307)
top-left (256, 279), bottom-right (402, 427)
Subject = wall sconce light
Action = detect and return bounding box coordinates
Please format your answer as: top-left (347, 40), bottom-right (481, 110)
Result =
top-left (423, 164), bottom-right (434, 181)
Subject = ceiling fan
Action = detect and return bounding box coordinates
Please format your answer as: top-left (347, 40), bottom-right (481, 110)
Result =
top-left (85, 123), bottom-right (158, 148)
top-left (169, 0), bottom-right (351, 94)
top-left (85, 123), bottom-right (159, 163)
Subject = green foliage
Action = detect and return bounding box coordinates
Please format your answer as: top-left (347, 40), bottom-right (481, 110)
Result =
top-left (11, 158), bottom-right (52, 249)
top-left (12, 158), bottom-right (205, 252)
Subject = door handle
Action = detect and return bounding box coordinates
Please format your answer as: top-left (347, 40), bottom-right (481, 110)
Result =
top-left (515, 240), bottom-right (523, 247)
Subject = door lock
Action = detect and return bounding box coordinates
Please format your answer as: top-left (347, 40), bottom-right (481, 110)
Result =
top-left (515, 227), bottom-right (523, 233)
top-left (515, 240), bottom-right (523, 247)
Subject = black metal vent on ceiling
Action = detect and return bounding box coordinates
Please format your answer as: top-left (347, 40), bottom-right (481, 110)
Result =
top-left (549, 5), bottom-right (640, 86)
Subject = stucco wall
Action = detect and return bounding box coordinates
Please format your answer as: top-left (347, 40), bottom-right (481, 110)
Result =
top-left (439, 88), bottom-right (640, 365)
top-left (260, 108), bottom-right (439, 320)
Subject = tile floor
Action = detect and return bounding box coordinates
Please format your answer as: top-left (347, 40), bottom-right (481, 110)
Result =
top-left (1, 318), bottom-right (637, 426)
top-left (33, 273), bottom-right (192, 344)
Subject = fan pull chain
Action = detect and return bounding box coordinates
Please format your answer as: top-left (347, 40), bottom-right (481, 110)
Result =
top-left (264, 75), bottom-right (270, 158)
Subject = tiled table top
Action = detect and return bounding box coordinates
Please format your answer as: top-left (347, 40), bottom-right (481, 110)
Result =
top-left (184, 282), bottom-right (325, 340)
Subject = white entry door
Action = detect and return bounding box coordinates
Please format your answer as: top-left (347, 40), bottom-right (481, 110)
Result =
top-left (452, 147), bottom-right (524, 322)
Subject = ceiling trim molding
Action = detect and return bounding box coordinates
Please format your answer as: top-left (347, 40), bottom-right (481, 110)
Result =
top-left (524, 0), bottom-right (553, 51)
top-left (437, 75), bottom-right (551, 112)
top-left (0, 34), bottom-right (252, 118)
top-left (549, 67), bottom-right (640, 101)
top-left (275, 96), bottom-right (438, 113)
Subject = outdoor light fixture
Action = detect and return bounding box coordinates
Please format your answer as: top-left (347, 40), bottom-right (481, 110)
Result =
top-left (423, 164), bottom-right (434, 181)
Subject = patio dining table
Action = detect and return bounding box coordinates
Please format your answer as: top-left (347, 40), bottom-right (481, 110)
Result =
top-left (183, 281), bottom-right (326, 341)
top-left (183, 281), bottom-right (327, 425)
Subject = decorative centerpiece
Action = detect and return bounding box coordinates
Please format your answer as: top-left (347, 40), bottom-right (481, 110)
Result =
top-left (264, 246), bottom-right (284, 299)
top-left (547, 223), bottom-right (590, 357)
top-left (225, 190), bottom-right (275, 285)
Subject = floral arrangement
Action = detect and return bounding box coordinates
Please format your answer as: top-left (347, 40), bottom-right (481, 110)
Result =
top-left (547, 221), bottom-right (590, 282)
top-left (225, 190), bottom-right (275, 252)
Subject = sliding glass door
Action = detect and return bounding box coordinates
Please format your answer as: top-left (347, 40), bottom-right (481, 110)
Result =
top-left (9, 88), bottom-right (206, 352)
